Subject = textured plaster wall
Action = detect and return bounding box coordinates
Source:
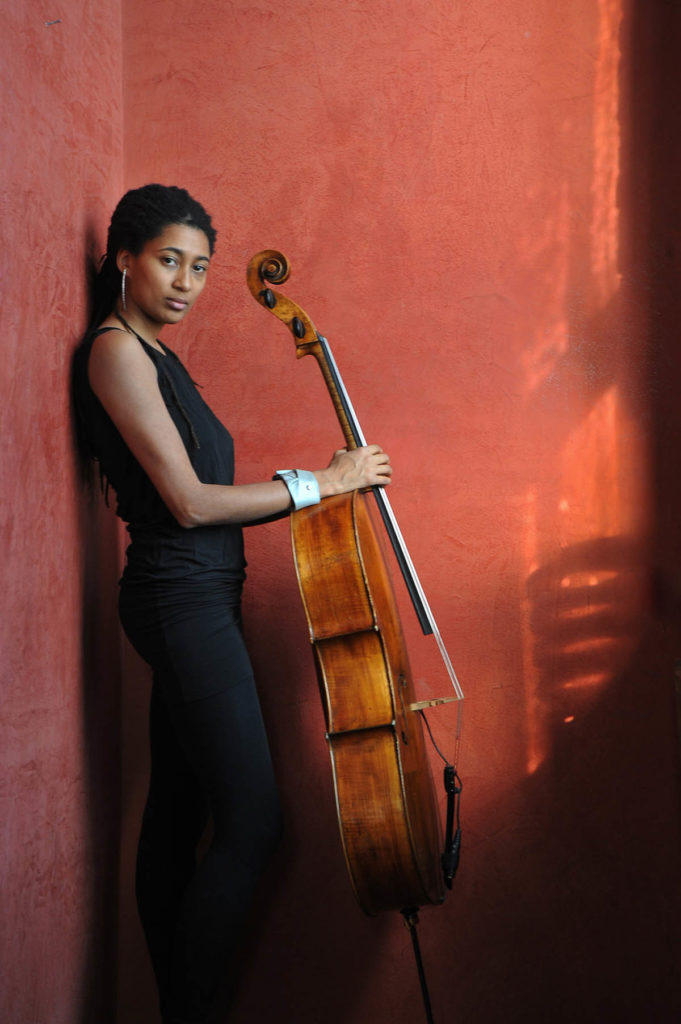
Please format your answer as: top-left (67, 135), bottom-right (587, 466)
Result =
top-left (116, 2), bottom-right (681, 1022)
top-left (1, 3), bottom-right (124, 1023)
top-left (3, 1), bottom-right (681, 1023)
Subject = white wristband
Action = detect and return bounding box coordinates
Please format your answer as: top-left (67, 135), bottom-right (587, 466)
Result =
top-left (273, 469), bottom-right (321, 510)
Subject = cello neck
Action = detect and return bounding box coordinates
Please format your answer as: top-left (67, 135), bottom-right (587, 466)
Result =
top-left (315, 334), bottom-right (433, 635)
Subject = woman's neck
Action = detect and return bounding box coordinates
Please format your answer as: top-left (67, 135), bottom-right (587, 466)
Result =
top-left (113, 306), bottom-right (165, 352)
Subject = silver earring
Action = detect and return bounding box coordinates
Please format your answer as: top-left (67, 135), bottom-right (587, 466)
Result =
top-left (121, 268), bottom-right (127, 311)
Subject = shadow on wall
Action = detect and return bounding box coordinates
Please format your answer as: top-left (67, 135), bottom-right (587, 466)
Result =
top-left (488, 3), bottom-right (681, 1017)
top-left (526, 534), bottom-right (647, 710)
top-left (71, 236), bottom-right (123, 1024)
top-left (76, 486), bottom-right (122, 1024)
top-left (474, 568), bottom-right (681, 1021)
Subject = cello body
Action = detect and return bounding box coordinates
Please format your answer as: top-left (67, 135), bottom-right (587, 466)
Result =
top-left (292, 490), bottom-right (444, 914)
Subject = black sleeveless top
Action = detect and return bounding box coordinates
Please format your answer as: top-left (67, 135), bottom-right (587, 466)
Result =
top-left (75, 328), bottom-right (246, 593)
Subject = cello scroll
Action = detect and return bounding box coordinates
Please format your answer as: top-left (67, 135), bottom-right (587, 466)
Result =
top-left (247, 250), bottom-right (358, 449)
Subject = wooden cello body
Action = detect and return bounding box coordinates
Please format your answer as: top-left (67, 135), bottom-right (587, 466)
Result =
top-left (293, 489), bottom-right (444, 913)
top-left (247, 251), bottom-right (457, 917)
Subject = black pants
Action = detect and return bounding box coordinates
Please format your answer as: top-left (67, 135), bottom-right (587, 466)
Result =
top-left (120, 589), bottom-right (283, 1022)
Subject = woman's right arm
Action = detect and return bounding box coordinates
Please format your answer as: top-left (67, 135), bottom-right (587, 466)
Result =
top-left (88, 331), bottom-right (392, 528)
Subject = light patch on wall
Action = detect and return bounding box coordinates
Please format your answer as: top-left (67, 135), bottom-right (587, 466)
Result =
top-left (590, 0), bottom-right (623, 307)
top-left (520, 0), bottom-right (623, 400)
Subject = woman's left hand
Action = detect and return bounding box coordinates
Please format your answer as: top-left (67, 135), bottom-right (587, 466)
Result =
top-left (316, 444), bottom-right (392, 497)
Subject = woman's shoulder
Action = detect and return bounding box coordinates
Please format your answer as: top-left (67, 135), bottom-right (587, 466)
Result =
top-left (90, 325), bottom-right (154, 365)
top-left (88, 326), bottom-right (160, 398)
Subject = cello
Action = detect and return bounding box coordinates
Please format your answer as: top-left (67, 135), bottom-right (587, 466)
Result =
top-left (246, 251), bottom-right (463, 1015)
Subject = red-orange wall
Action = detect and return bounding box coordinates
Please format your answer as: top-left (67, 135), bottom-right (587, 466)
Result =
top-left (3, 2), bottom-right (681, 1022)
top-left (1, 4), bottom-right (125, 1023)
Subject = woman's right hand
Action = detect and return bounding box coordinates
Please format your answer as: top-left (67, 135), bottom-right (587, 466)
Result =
top-left (316, 444), bottom-right (393, 498)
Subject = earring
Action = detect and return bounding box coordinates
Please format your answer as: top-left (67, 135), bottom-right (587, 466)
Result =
top-left (121, 268), bottom-right (127, 311)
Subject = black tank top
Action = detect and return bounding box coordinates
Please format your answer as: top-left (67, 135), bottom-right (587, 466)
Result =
top-left (77, 328), bottom-right (246, 591)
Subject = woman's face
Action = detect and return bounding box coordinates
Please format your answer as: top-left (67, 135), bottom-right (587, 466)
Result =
top-left (118, 223), bottom-right (211, 329)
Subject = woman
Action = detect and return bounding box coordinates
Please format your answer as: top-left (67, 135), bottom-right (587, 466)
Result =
top-left (72, 184), bottom-right (391, 1023)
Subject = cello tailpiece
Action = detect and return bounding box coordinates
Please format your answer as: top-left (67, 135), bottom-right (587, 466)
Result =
top-left (408, 696), bottom-right (458, 711)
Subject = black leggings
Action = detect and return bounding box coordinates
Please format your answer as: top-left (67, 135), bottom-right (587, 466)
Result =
top-left (121, 593), bottom-right (282, 1022)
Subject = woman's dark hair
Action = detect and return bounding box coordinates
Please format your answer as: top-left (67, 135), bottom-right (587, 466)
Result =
top-left (72, 184), bottom-right (216, 479)
top-left (88, 183), bottom-right (217, 331)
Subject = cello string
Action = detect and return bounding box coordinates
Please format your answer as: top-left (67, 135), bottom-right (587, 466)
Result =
top-left (319, 335), bottom-right (464, 708)
top-left (317, 338), bottom-right (433, 633)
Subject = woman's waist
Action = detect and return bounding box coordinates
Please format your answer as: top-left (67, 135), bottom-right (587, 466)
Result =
top-left (122, 521), bottom-right (246, 585)
top-left (119, 569), bottom-right (245, 608)
top-left (118, 574), bottom-right (246, 641)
